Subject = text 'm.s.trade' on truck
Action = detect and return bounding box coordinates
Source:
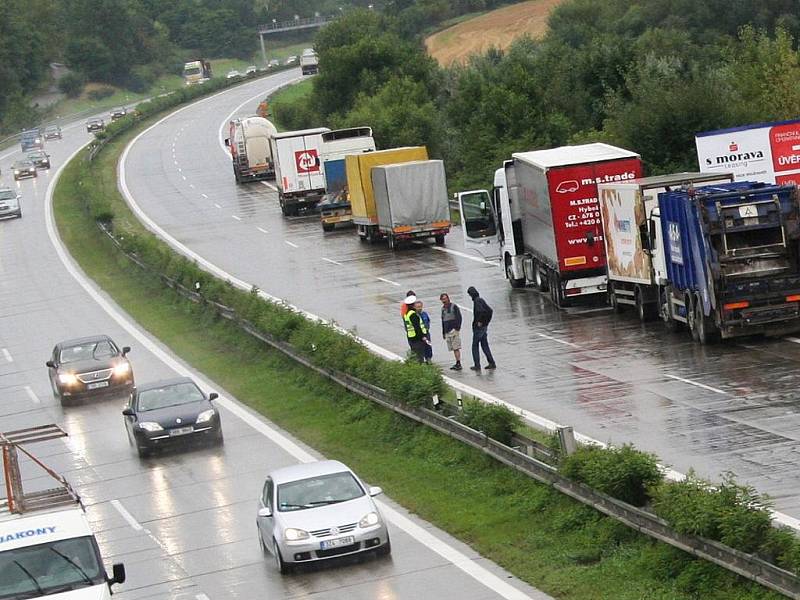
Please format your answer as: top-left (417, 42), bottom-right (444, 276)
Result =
top-left (1, 424), bottom-right (126, 599)
top-left (457, 143), bottom-right (642, 307)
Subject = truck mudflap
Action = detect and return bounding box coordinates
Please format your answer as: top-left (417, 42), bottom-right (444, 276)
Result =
top-left (563, 275), bottom-right (607, 298)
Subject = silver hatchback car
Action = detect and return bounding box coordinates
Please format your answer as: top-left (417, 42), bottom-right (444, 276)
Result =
top-left (256, 460), bottom-right (391, 573)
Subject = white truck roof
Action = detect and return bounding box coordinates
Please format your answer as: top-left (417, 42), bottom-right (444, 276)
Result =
top-left (513, 143), bottom-right (639, 169)
top-left (0, 507), bottom-right (91, 551)
top-left (598, 172), bottom-right (732, 190)
top-left (272, 127), bottom-right (330, 140)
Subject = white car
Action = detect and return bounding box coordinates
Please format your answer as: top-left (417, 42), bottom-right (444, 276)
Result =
top-left (0, 187), bottom-right (21, 219)
top-left (256, 460), bottom-right (391, 573)
top-left (226, 70), bottom-right (242, 79)
top-left (286, 56), bottom-right (298, 65)
top-left (246, 65), bottom-right (257, 74)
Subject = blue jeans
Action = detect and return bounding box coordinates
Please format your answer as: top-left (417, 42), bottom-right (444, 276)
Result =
top-left (471, 327), bottom-right (495, 367)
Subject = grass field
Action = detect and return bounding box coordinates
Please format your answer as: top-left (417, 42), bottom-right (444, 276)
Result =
top-left (425, 0), bottom-right (564, 65)
top-left (268, 78), bottom-right (314, 130)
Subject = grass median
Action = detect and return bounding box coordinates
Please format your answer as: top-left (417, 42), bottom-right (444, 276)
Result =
top-left (52, 104), bottom-right (783, 600)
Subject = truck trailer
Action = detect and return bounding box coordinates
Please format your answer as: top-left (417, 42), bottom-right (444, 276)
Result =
top-left (20, 128), bottom-right (43, 152)
top-left (457, 143), bottom-right (642, 307)
top-left (183, 59), bottom-right (212, 85)
top-left (225, 117), bottom-right (278, 183)
top-left (370, 160), bottom-right (451, 249)
top-left (598, 172), bottom-right (734, 320)
top-left (270, 127), bottom-right (330, 216)
top-left (300, 49), bottom-right (319, 75)
top-left (347, 146), bottom-right (429, 243)
top-left (651, 181), bottom-right (800, 343)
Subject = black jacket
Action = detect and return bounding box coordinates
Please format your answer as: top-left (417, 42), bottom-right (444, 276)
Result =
top-left (471, 297), bottom-right (493, 328)
top-left (441, 303), bottom-right (462, 335)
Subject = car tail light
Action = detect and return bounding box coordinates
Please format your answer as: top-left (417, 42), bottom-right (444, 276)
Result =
top-left (565, 287), bottom-right (582, 296)
top-left (786, 294), bottom-right (800, 302)
top-left (723, 301), bottom-right (749, 310)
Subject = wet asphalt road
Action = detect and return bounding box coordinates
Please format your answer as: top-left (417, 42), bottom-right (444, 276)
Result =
top-left (0, 89), bottom-right (547, 599)
top-left (123, 69), bottom-right (800, 520)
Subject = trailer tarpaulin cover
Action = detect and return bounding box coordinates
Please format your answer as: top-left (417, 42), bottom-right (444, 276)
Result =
top-left (371, 160), bottom-right (449, 229)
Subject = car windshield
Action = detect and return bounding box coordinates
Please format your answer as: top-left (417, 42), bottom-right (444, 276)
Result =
top-left (277, 471), bottom-right (364, 512)
top-left (0, 536), bottom-right (105, 600)
top-left (184, 67), bottom-right (201, 76)
top-left (27, 153), bottom-right (43, 160)
top-left (0, 190), bottom-right (15, 200)
top-left (14, 162), bottom-right (32, 168)
top-left (137, 382), bottom-right (205, 411)
top-left (46, 126), bottom-right (58, 132)
top-left (59, 341), bottom-right (117, 364)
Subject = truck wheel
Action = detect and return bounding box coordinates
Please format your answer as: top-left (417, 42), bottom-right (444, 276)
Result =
top-left (322, 222), bottom-right (335, 232)
top-left (661, 288), bottom-right (678, 332)
top-left (609, 284), bottom-right (623, 313)
top-left (434, 235), bottom-right (446, 246)
top-left (549, 273), bottom-right (563, 308)
top-left (694, 295), bottom-right (719, 344)
top-left (686, 295), bottom-right (699, 341)
top-left (506, 261), bottom-right (525, 289)
top-left (534, 263), bottom-right (549, 292)
top-left (387, 235), bottom-right (397, 251)
top-left (635, 287), bottom-right (655, 322)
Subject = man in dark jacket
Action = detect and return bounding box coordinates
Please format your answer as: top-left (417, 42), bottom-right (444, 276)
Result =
top-left (467, 286), bottom-right (496, 371)
top-left (440, 293), bottom-right (463, 370)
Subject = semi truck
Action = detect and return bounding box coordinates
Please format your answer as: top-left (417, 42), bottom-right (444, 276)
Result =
top-left (225, 117), bottom-right (278, 183)
top-left (347, 146), bottom-right (429, 243)
top-left (599, 173), bottom-right (734, 320)
top-left (648, 181), bottom-right (800, 343)
top-left (270, 127), bottom-right (330, 216)
top-left (0, 424), bottom-right (126, 599)
top-left (300, 49), bottom-right (319, 75)
top-left (319, 127), bottom-right (375, 232)
top-left (183, 59), bottom-right (212, 85)
top-left (457, 143), bottom-right (642, 307)
top-left (20, 128), bottom-right (43, 152)
top-left (370, 160), bottom-right (451, 249)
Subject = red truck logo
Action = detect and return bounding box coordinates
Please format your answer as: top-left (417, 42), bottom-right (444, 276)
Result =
top-left (295, 149), bottom-right (320, 173)
top-left (556, 180), bottom-right (580, 193)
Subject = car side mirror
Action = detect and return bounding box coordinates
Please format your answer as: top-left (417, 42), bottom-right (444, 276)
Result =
top-left (639, 222), bottom-right (651, 253)
top-left (368, 486), bottom-right (383, 497)
top-left (46, 360), bottom-right (55, 368)
top-left (122, 346), bottom-right (131, 356)
top-left (122, 408), bottom-right (135, 417)
top-left (110, 563), bottom-right (126, 585)
top-left (209, 392), bottom-right (219, 401)
top-left (257, 507), bottom-right (272, 518)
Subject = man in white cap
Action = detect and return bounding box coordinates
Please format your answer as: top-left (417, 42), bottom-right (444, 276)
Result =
top-left (403, 294), bottom-right (429, 362)
top-left (400, 290), bottom-right (416, 348)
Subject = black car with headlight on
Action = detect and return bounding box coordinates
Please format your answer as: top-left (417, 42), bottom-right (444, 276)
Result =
top-left (46, 335), bottom-right (134, 405)
top-left (27, 150), bottom-right (51, 170)
top-left (123, 377), bottom-right (223, 458)
top-left (12, 160), bottom-right (37, 180)
top-left (86, 118), bottom-right (105, 132)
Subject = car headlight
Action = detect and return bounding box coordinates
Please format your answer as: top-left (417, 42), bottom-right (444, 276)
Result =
top-left (113, 362), bottom-right (130, 376)
top-left (138, 422), bottom-right (163, 432)
top-left (359, 512), bottom-right (380, 528)
top-left (14, 170), bottom-right (19, 175)
top-left (284, 528), bottom-right (309, 541)
top-left (196, 409), bottom-right (215, 423)
top-left (58, 372), bottom-right (78, 385)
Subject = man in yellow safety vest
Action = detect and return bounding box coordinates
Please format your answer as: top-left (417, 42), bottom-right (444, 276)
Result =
top-left (403, 295), bottom-right (429, 362)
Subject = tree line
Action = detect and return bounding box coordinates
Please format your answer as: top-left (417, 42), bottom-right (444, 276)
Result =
top-left (274, 0), bottom-right (800, 189)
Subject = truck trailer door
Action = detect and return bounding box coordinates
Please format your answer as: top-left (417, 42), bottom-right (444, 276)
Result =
top-left (458, 190), bottom-right (499, 258)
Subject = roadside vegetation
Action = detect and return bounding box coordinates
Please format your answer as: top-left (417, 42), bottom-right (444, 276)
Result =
top-left (51, 77), bottom-right (793, 600)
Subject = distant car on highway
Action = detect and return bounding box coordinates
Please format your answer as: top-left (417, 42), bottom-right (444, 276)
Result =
top-left (0, 187), bottom-right (22, 219)
top-left (285, 56), bottom-right (298, 65)
top-left (46, 335), bottom-right (134, 406)
top-left (246, 65), bottom-right (257, 75)
top-left (44, 124), bottom-right (62, 140)
top-left (256, 460), bottom-right (390, 574)
top-left (27, 150), bottom-right (51, 170)
top-left (226, 70), bottom-right (242, 79)
top-left (86, 118), bottom-right (105, 133)
top-left (122, 377), bottom-right (223, 458)
top-left (268, 59), bottom-right (280, 68)
top-left (12, 160), bottom-right (37, 180)
top-left (110, 106), bottom-right (127, 121)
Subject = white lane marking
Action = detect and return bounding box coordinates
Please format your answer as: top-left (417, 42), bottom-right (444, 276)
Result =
top-left (260, 180), bottom-right (278, 192)
top-left (214, 203), bottom-right (222, 209)
top-left (201, 193), bottom-right (209, 199)
top-left (535, 332), bottom-right (581, 349)
top-left (181, 175), bottom-right (187, 181)
top-left (111, 499), bottom-right (143, 531)
top-left (196, 595), bottom-right (211, 600)
top-left (322, 257), bottom-right (341, 266)
top-left (665, 374), bottom-right (727, 395)
top-left (1, 348), bottom-right (12, 362)
top-left (177, 167), bottom-right (182, 172)
top-left (173, 160), bottom-right (178, 165)
top-left (378, 277), bottom-right (401, 287)
top-left (285, 240), bottom-right (298, 248)
top-left (24, 386), bottom-right (40, 404)
top-left (189, 184), bottom-right (195, 189)
top-left (257, 227), bottom-right (268, 234)
top-left (232, 215), bottom-right (241, 221)
top-left (429, 245), bottom-right (497, 265)
top-left (786, 337), bottom-right (800, 344)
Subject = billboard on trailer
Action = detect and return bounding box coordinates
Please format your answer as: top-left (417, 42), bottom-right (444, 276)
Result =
top-left (696, 118), bottom-right (800, 186)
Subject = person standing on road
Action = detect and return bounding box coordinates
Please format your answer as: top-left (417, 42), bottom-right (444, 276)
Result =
top-left (467, 286), bottom-right (496, 371)
top-left (403, 296), bottom-right (429, 363)
top-left (416, 300), bottom-right (433, 364)
top-left (440, 293), bottom-right (463, 371)
top-left (401, 290), bottom-right (416, 348)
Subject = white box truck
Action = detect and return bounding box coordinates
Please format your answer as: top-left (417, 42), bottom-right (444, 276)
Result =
top-left (0, 424), bottom-right (126, 599)
top-left (225, 117), bottom-right (278, 183)
top-left (270, 127), bottom-right (330, 216)
top-left (300, 49), bottom-right (319, 75)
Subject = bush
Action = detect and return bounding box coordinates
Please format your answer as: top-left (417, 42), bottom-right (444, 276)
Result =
top-left (87, 86), bottom-right (115, 101)
top-left (382, 359), bottom-right (445, 407)
top-left (459, 398), bottom-right (521, 445)
top-left (560, 444), bottom-right (662, 507)
top-left (58, 72), bottom-right (86, 98)
top-left (126, 65), bottom-right (157, 93)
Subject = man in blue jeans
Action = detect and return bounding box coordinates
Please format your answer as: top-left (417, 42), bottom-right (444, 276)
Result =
top-left (467, 286), bottom-right (496, 371)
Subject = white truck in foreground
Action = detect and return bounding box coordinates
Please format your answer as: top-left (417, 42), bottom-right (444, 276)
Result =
top-left (225, 117), bottom-right (278, 182)
top-left (1, 424), bottom-right (126, 599)
top-left (270, 127), bottom-right (330, 216)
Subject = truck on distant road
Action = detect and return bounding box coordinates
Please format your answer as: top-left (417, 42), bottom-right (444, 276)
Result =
top-left (347, 146), bottom-right (429, 243)
top-left (270, 127), bottom-right (330, 215)
top-left (599, 172), bottom-right (734, 320)
top-left (648, 181), bottom-right (800, 342)
top-left (458, 143), bottom-right (642, 307)
top-left (183, 59), bottom-right (212, 85)
top-left (20, 128), bottom-right (43, 151)
top-left (225, 117), bottom-right (278, 183)
top-left (300, 48), bottom-right (319, 75)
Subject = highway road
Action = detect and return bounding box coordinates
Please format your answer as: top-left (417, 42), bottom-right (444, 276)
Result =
top-left (122, 68), bottom-right (800, 520)
top-left (0, 86), bottom-right (547, 599)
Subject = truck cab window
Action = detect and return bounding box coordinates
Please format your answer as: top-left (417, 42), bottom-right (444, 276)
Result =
top-left (461, 191), bottom-right (496, 238)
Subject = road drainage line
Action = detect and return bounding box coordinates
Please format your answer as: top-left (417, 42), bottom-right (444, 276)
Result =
top-left (665, 374), bottom-right (727, 395)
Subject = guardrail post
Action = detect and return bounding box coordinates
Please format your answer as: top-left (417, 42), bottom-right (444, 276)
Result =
top-left (557, 426), bottom-right (577, 456)
top-left (456, 391), bottom-right (463, 410)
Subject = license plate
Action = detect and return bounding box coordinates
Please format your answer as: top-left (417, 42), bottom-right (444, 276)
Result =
top-left (86, 381), bottom-right (109, 390)
top-left (320, 536), bottom-right (354, 550)
top-left (169, 426), bottom-right (194, 437)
